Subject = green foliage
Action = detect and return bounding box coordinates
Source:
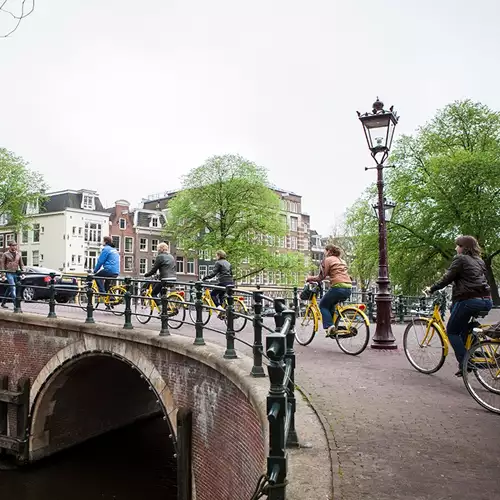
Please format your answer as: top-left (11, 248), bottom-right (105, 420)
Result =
top-left (347, 100), bottom-right (500, 300)
top-left (166, 154), bottom-right (305, 278)
top-left (0, 148), bottom-right (48, 229)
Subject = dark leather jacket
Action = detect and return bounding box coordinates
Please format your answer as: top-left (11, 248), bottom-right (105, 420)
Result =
top-left (144, 253), bottom-right (176, 280)
top-left (430, 254), bottom-right (491, 302)
top-left (205, 259), bottom-right (233, 284)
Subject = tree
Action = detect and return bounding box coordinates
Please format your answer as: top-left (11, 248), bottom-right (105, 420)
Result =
top-left (165, 154), bottom-right (305, 278)
top-left (384, 100), bottom-right (500, 302)
top-left (0, 147), bottom-right (47, 229)
top-left (0, 0), bottom-right (35, 38)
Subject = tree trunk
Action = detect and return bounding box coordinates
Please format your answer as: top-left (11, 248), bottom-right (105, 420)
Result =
top-left (484, 257), bottom-right (500, 306)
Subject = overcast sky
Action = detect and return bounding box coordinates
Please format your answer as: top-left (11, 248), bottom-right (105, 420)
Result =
top-left (1, 0), bottom-right (499, 234)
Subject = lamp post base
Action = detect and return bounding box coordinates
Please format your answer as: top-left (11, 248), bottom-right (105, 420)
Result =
top-left (371, 292), bottom-right (398, 350)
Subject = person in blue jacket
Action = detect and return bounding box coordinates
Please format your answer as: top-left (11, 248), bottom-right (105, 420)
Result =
top-left (94, 236), bottom-right (120, 294)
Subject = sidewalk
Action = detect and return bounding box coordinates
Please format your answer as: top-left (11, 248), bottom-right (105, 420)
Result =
top-left (295, 311), bottom-right (500, 500)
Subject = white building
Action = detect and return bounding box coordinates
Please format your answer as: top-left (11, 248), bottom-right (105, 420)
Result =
top-left (8, 189), bottom-right (110, 273)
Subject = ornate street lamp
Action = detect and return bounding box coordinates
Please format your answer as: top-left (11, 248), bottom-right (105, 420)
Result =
top-left (358, 98), bottom-right (399, 349)
top-left (372, 199), bottom-right (397, 222)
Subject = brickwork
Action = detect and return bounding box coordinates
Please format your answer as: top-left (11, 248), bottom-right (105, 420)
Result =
top-left (0, 313), bottom-right (268, 500)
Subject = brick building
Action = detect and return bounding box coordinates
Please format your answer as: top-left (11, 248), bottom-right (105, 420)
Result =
top-left (107, 200), bottom-right (136, 275)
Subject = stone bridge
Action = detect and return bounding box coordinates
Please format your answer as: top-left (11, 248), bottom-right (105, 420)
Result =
top-left (0, 310), bottom-right (269, 500)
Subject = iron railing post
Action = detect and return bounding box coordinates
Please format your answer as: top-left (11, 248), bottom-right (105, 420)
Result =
top-left (123, 277), bottom-right (134, 330)
top-left (251, 290), bottom-right (265, 377)
top-left (283, 309), bottom-right (299, 448)
top-left (85, 273), bottom-right (95, 324)
top-left (397, 294), bottom-right (404, 323)
top-left (47, 272), bottom-right (57, 318)
top-left (14, 270), bottom-right (22, 314)
top-left (367, 292), bottom-right (374, 322)
top-left (266, 332), bottom-right (287, 500)
top-left (273, 298), bottom-right (286, 332)
top-left (193, 281), bottom-right (205, 346)
top-left (223, 284), bottom-right (237, 359)
top-left (160, 278), bottom-right (170, 336)
top-left (292, 286), bottom-right (299, 317)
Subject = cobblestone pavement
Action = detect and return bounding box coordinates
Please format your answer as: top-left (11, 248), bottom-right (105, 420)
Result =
top-left (11, 302), bottom-right (500, 500)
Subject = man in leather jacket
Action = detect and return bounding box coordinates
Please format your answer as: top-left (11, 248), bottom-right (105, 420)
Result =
top-left (203, 250), bottom-right (233, 309)
top-left (427, 235), bottom-right (492, 376)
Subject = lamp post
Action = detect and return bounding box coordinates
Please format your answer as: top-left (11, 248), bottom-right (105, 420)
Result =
top-left (357, 98), bottom-right (399, 349)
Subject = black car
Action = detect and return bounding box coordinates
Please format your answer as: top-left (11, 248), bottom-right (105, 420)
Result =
top-left (18, 266), bottom-right (79, 303)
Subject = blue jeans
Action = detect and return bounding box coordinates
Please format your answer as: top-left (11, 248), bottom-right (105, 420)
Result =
top-left (94, 270), bottom-right (118, 294)
top-left (4, 273), bottom-right (16, 302)
top-left (320, 287), bottom-right (352, 329)
top-left (447, 298), bottom-right (493, 366)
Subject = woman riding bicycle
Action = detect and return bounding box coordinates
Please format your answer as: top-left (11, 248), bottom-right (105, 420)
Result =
top-left (203, 250), bottom-right (233, 310)
top-left (426, 235), bottom-right (492, 377)
top-left (306, 244), bottom-right (352, 336)
top-left (144, 242), bottom-right (176, 304)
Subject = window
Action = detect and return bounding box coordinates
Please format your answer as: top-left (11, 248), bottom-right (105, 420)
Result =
top-left (78, 227), bottom-right (82, 236)
top-left (119, 218), bottom-right (126, 230)
top-left (32, 250), bottom-right (40, 266)
top-left (139, 258), bottom-right (147, 275)
top-left (82, 195), bottom-right (95, 210)
top-left (72, 226), bottom-right (77, 236)
top-left (21, 230), bottom-right (28, 244)
top-left (0, 234), bottom-right (4, 247)
top-left (140, 238), bottom-right (148, 251)
top-left (187, 258), bottom-right (195, 274)
top-left (268, 271), bottom-right (274, 284)
top-left (84, 222), bottom-right (102, 243)
top-left (33, 224), bottom-right (40, 243)
top-left (85, 250), bottom-right (98, 271)
top-left (199, 265), bottom-right (207, 279)
top-left (151, 239), bottom-right (159, 252)
top-left (124, 256), bottom-right (133, 272)
top-left (176, 256), bottom-right (184, 273)
top-left (41, 226), bottom-right (45, 235)
top-left (279, 236), bottom-right (286, 248)
top-left (290, 217), bottom-right (298, 232)
top-left (150, 216), bottom-right (159, 228)
top-left (0, 214), bottom-right (8, 226)
top-left (208, 265), bottom-right (214, 275)
top-left (21, 251), bottom-right (27, 264)
top-left (71, 255), bottom-right (76, 264)
top-left (177, 238), bottom-right (184, 250)
top-left (279, 199), bottom-right (286, 210)
top-left (124, 237), bottom-right (133, 253)
top-left (77, 255), bottom-right (82, 264)
top-left (112, 236), bottom-right (120, 251)
top-left (26, 201), bottom-right (39, 215)
top-left (291, 236), bottom-right (298, 250)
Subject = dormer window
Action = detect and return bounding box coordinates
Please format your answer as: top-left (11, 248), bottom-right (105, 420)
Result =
top-left (26, 201), bottom-right (39, 215)
top-left (150, 216), bottom-right (159, 228)
top-left (82, 194), bottom-right (95, 210)
top-left (0, 213), bottom-right (8, 226)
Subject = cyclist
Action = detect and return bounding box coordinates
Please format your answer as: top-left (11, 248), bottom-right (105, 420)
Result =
top-left (144, 242), bottom-right (176, 304)
top-left (425, 235), bottom-right (492, 377)
top-left (94, 236), bottom-right (120, 296)
top-left (306, 244), bottom-right (352, 336)
top-left (203, 250), bottom-right (233, 310)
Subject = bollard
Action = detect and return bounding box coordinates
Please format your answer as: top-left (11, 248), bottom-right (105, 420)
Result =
top-left (273, 298), bottom-right (286, 332)
top-left (283, 309), bottom-right (299, 448)
top-left (14, 270), bottom-right (23, 314)
top-left (251, 290), bottom-right (265, 377)
top-left (223, 284), bottom-right (237, 359)
top-left (85, 273), bottom-right (95, 324)
top-left (47, 272), bottom-right (57, 318)
top-left (160, 278), bottom-right (170, 336)
top-left (193, 281), bottom-right (205, 346)
top-left (266, 332), bottom-right (288, 500)
top-left (123, 277), bottom-right (133, 330)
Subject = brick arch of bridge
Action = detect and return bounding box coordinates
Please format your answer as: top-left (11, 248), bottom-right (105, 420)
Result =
top-left (29, 337), bottom-right (177, 462)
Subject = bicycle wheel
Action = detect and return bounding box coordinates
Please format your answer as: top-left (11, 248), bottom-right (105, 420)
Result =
top-left (168, 293), bottom-right (186, 329)
top-left (78, 288), bottom-right (100, 311)
top-left (403, 318), bottom-right (446, 373)
top-left (188, 296), bottom-right (211, 325)
top-left (135, 291), bottom-right (154, 324)
top-left (294, 305), bottom-right (318, 346)
top-left (107, 286), bottom-right (126, 316)
top-left (334, 306), bottom-right (370, 355)
top-left (228, 299), bottom-right (248, 333)
top-left (463, 340), bottom-right (500, 414)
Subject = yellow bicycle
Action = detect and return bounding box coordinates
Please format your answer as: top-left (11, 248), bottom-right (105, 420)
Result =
top-left (134, 281), bottom-right (186, 328)
top-left (403, 290), bottom-right (492, 373)
top-left (78, 278), bottom-right (126, 316)
top-left (188, 285), bottom-right (249, 333)
top-left (295, 282), bottom-right (370, 355)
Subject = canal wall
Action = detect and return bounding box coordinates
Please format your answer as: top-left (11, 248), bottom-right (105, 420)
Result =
top-left (0, 311), bottom-right (268, 500)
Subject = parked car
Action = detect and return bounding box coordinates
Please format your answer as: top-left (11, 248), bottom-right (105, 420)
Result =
top-left (20, 267), bottom-right (79, 303)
